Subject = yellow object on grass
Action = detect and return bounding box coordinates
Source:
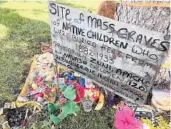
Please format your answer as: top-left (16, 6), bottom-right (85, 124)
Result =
top-left (142, 116), bottom-right (170, 129)
top-left (162, 61), bottom-right (171, 69)
top-left (15, 100), bottom-right (41, 109)
top-left (19, 79), bottom-right (30, 97)
top-left (32, 83), bottom-right (38, 90)
top-left (94, 92), bottom-right (104, 110)
top-left (19, 56), bottom-right (37, 97)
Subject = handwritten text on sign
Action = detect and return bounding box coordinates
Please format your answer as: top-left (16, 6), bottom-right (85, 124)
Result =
top-left (48, 2), bottom-right (170, 104)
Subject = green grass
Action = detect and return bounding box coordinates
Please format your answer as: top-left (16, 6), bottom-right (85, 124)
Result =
top-left (56, 0), bottom-right (100, 12)
top-left (0, 1), bottom-right (115, 129)
top-left (0, 3), bottom-right (50, 101)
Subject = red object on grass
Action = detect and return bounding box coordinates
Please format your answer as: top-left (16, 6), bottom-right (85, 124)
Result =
top-left (74, 83), bottom-right (85, 103)
top-left (34, 93), bottom-right (44, 100)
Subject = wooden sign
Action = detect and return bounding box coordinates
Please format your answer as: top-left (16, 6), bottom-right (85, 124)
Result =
top-left (48, 1), bottom-right (170, 104)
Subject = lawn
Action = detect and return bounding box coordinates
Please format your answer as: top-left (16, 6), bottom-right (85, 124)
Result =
top-left (0, 1), bottom-right (115, 129)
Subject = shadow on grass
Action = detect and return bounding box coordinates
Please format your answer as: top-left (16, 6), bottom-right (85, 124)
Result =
top-left (0, 8), bottom-right (50, 101)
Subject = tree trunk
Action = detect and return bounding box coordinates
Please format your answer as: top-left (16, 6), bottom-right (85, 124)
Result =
top-left (115, 2), bottom-right (170, 89)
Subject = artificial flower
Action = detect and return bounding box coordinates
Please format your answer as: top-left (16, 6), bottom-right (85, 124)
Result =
top-left (114, 104), bottom-right (142, 129)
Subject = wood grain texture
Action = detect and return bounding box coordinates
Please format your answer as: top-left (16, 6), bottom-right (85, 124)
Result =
top-left (115, 3), bottom-right (170, 89)
top-left (116, 4), bottom-right (170, 33)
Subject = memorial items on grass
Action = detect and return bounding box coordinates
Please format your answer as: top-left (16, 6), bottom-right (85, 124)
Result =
top-left (0, 52), bottom-right (170, 128)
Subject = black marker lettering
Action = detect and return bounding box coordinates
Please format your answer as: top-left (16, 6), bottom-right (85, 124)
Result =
top-left (132, 45), bottom-right (142, 54)
top-left (104, 35), bottom-right (109, 42)
top-left (144, 36), bottom-right (153, 45)
top-left (149, 54), bottom-right (158, 60)
top-left (120, 41), bottom-right (128, 49)
top-left (87, 30), bottom-right (92, 38)
top-left (116, 69), bottom-right (122, 75)
top-left (151, 39), bottom-right (159, 48)
top-left (90, 57), bottom-right (96, 64)
top-left (60, 6), bottom-right (65, 18)
top-left (109, 23), bottom-right (115, 33)
top-left (136, 34), bottom-right (143, 44)
top-left (117, 28), bottom-right (128, 39)
top-left (79, 13), bottom-right (84, 23)
top-left (97, 19), bottom-right (102, 29)
top-left (159, 41), bottom-right (169, 52)
top-left (142, 49), bottom-right (149, 57)
top-left (49, 3), bottom-right (56, 15)
top-left (127, 31), bottom-right (136, 42)
top-left (103, 21), bottom-right (108, 30)
top-left (65, 9), bottom-right (71, 21)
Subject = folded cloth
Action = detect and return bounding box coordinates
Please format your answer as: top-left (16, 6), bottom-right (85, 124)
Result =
top-left (17, 52), bottom-right (56, 106)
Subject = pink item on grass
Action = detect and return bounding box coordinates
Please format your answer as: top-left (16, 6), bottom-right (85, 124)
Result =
top-left (34, 76), bottom-right (43, 84)
top-left (34, 93), bottom-right (44, 101)
top-left (56, 73), bottom-right (60, 78)
top-left (40, 82), bottom-right (46, 88)
top-left (114, 104), bottom-right (142, 129)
